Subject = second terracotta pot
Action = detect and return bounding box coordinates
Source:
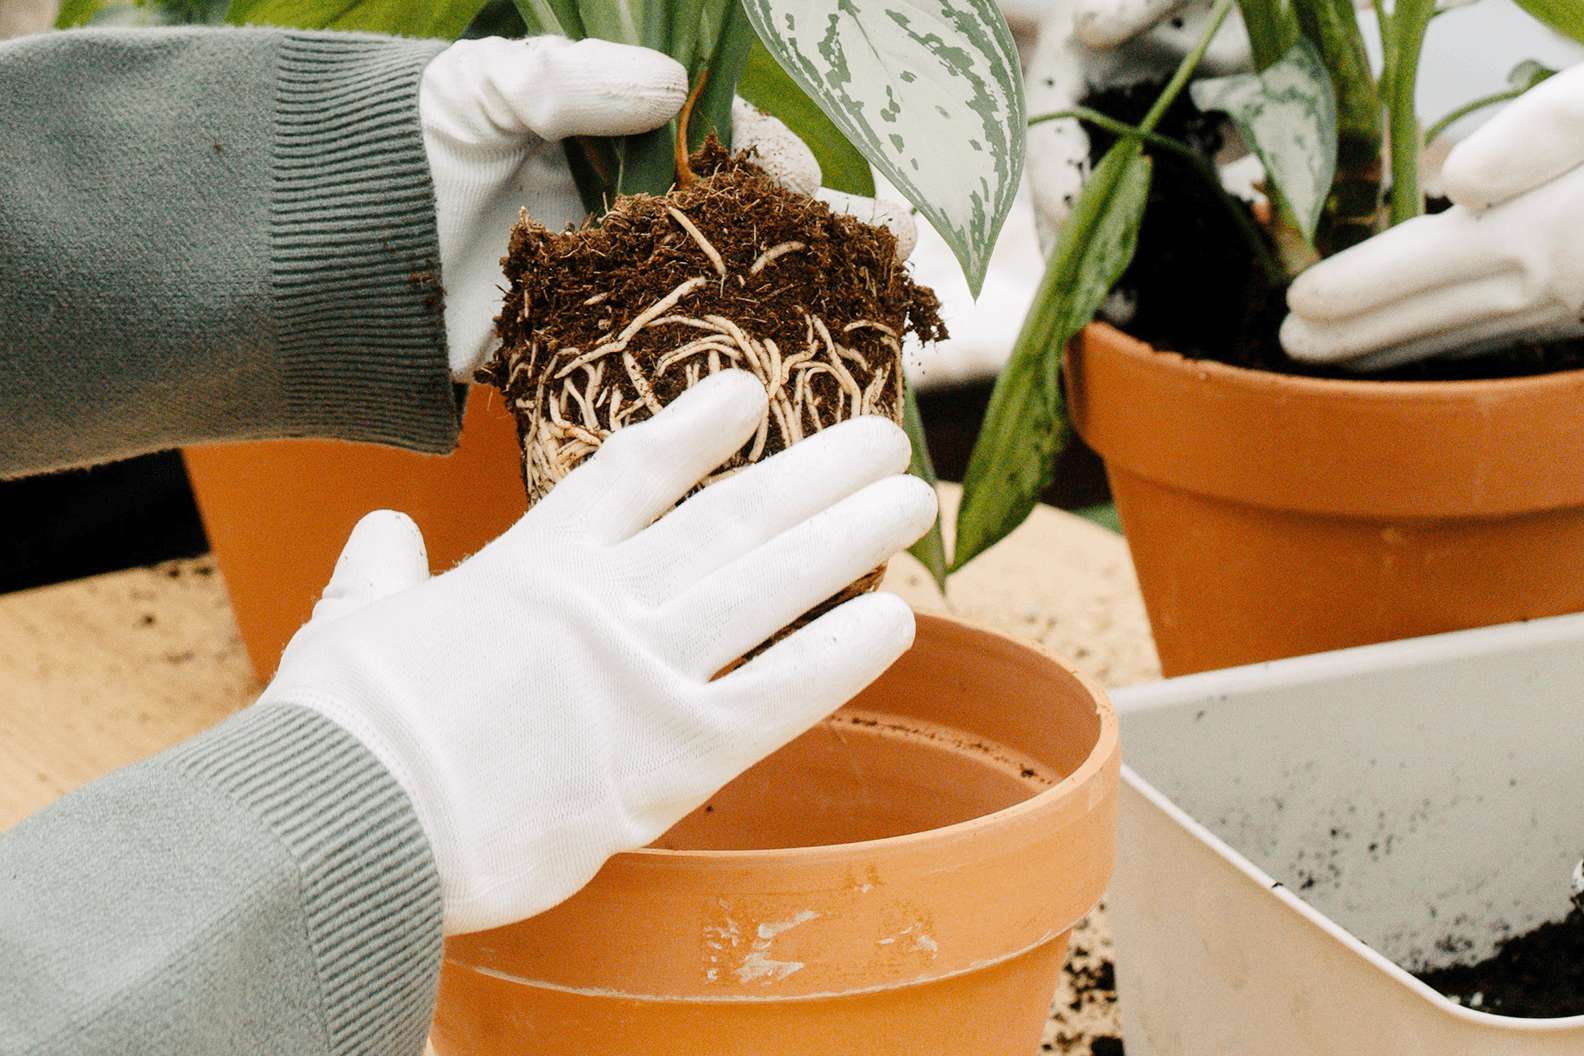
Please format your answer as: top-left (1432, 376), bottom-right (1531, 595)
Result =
top-left (431, 614), bottom-right (1119, 1056)
top-left (1067, 323), bottom-right (1584, 676)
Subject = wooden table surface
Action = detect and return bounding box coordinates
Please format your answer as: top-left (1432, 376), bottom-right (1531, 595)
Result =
top-left (0, 483), bottom-right (1159, 1054)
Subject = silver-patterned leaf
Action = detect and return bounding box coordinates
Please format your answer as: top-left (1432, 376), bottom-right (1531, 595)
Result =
top-left (742, 0), bottom-right (1024, 296)
top-left (1192, 36), bottom-right (1337, 243)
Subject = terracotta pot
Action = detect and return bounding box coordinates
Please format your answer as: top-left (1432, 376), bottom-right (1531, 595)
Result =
top-left (183, 386), bottom-right (525, 679)
top-left (1066, 322), bottom-right (1584, 676)
top-left (432, 614), bottom-right (1119, 1056)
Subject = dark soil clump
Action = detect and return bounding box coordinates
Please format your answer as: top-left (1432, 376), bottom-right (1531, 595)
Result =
top-left (482, 139), bottom-right (944, 506)
top-left (1081, 85), bottom-right (1584, 382)
top-left (1415, 909), bottom-right (1584, 1017)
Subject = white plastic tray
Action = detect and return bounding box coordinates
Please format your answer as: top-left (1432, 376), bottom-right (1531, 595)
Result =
top-left (1110, 612), bottom-right (1584, 1054)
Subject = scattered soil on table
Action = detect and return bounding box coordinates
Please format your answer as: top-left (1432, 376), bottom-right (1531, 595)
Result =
top-left (1414, 908), bottom-right (1584, 1017)
top-left (1043, 916), bottom-right (1123, 1053)
top-left (1080, 84), bottom-right (1584, 382)
top-left (481, 138), bottom-right (944, 505)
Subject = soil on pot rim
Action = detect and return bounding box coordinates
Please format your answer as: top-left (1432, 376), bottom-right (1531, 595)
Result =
top-left (481, 139), bottom-right (945, 504)
top-left (1079, 85), bottom-right (1584, 383)
top-left (1413, 908), bottom-right (1584, 1018)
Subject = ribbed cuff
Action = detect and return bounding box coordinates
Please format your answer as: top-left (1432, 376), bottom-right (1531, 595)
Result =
top-left (270, 32), bottom-right (460, 452)
top-left (163, 704), bottom-right (442, 1056)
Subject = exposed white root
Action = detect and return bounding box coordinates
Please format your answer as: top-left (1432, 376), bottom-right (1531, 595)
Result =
top-left (516, 233), bottom-right (902, 505)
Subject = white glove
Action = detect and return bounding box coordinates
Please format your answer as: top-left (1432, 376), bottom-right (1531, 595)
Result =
top-left (1026, 0), bottom-right (1251, 245)
top-left (420, 36), bottom-right (917, 380)
top-left (256, 370), bottom-right (935, 934)
top-left (1281, 63), bottom-right (1584, 370)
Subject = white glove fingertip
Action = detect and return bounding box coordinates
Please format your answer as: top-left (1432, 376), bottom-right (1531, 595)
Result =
top-left (521, 39), bottom-right (688, 140)
top-left (731, 100), bottom-right (821, 197)
top-left (816, 189), bottom-right (918, 262)
top-left (313, 510), bottom-right (430, 620)
top-left (1277, 313), bottom-right (1345, 364)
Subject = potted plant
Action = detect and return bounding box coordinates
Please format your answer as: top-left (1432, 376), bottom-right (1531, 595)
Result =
top-left (950, 0), bottom-right (1584, 676)
top-left (1109, 612), bottom-right (1584, 1053)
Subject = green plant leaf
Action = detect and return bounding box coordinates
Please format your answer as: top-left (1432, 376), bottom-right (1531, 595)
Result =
top-left (1509, 58), bottom-right (1559, 91)
top-left (902, 385), bottom-right (948, 591)
top-left (576, 0), bottom-right (643, 44)
top-left (1513, 0), bottom-right (1584, 43)
top-left (739, 0), bottom-right (1024, 296)
top-left (953, 146), bottom-right (1152, 572)
top-left (1191, 36), bottom-right (1337, 243)
top-left (227, 0), bottom-right (488, 36)
top-left (54, 0), bottom-right (106, 27)
top-left (512, 0), bottom-right (583, 35)
top-left (737, 39), bottom-right (875, 196)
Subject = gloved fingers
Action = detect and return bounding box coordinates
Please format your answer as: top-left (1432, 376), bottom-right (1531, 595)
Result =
top-left (1284, 210), bottom-right (1500, 322)
top-left (1332, 309), bottom-right (1584, 373)
top-left (705, 591), bottom-right (916, 757)
top-left (624, 416), bottom-right (913, 598)
top-left (310, 510), bottom-right (430, 623)
top-left (1280, 271), bottom-right (1544, 365)
top-left (816, 189), bottom-right (919, 262)
top-left (426, 37), bottom-right (687, 148)
top-left (1444, 65), bottom-right (1584, 211)
top-left (661, 474), bottom-right (936, 678)
top-left (533, 369), bottom-right (768, 543)
top-left (732, 100), bottom-right (821, 197)
top-left (1074, 0), bottom-right (1198, 49)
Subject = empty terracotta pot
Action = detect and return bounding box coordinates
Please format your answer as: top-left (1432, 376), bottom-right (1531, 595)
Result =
top-left (432, 614), bottom-right (1119, 1056)
top-left (183, 386), bottom-right (526, 679)
top-left (1067, 323), bottom-right (1584, 676)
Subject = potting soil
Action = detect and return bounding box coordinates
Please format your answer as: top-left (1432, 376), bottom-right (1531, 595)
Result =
top-left (481, 139), bottom-right (945, 506)
top-left (1413, 908), bottom-right (1584, 1018)
top-left (1079, 84), bottom-right (1584, 382)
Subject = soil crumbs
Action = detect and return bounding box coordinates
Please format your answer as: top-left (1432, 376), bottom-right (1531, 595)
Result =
top-left (1082, 84), bottom-right (1584, 383)
top-left (1043, 909), bottom-right (1123, 1053)
top-left (1415, 909), bottom-right (1584, 1018)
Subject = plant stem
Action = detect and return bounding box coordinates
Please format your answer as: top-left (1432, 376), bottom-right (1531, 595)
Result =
top-left (675, 70), bottom-right (710, 186)
top-left (689, 0), bottom-right (755, 150)
top-left (1030, 107), bottom-right (1283, 284)
top-left (1140, 0), bottom-right (1237, 135)
top-left (1293, 0), bottom-right (1383, 252)
top-left (1424, 88), bottom-right (1523, 144)
top-left (1235, 0), bottom-right (1300, 70)
top-left (1387, 0), bottom-right (1435, 224)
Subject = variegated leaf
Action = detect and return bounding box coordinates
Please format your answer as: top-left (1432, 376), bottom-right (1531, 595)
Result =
top-left (742, 0), bottom-right (1024, 296)
top-left (1514, 0), bottom-right (1584, 44)
top-left (1192, 35), bottom-right (1336, 243)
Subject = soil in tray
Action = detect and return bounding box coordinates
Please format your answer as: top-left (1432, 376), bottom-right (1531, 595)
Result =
top-left (1079, 83), bottom-right (1584, 383)
top-left (1414, 908), bottom-right (1584, 1017)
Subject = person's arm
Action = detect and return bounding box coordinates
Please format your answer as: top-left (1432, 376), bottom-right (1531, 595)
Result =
top-left (0, 704), bottom-right (442, 1056)
top-left (0, 27), bottom-right (458, 477)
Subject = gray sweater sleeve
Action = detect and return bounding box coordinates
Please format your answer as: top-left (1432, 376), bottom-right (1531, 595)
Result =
top-left (0, 704), bottom-right (444, 1056)
top-left (0, 27), bottom-right (460, 477)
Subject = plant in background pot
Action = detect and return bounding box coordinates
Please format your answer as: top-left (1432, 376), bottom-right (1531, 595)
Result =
top-left (950, 0), bottom-right (1584, 676)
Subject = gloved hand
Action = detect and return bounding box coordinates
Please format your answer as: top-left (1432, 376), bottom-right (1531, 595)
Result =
top-left (421, 36), bottom-right (917, 380)
top-left (1025, 0), bottom-right (1251, 245)
top-left (1281, 64), bottom-right (1584, 370)
top-left (256, 369), bottom-right (935, 935)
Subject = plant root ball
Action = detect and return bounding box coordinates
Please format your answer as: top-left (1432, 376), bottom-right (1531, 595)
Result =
top-left (480, 143), bottom-right (945, 614)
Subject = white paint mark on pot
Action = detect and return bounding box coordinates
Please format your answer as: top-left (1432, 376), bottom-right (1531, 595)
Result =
top-left (912, 932), bottom-right (939, 955)
top-left (733, 910), bottom-right (821, 985)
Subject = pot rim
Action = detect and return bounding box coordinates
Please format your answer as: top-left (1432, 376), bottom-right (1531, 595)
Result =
top-left (619, 611), bottom-right (1119, 864)
top-left (1090, 321), bottom-right (1584, 400)
top-left (1068, 322), bottom-right (1584, 518)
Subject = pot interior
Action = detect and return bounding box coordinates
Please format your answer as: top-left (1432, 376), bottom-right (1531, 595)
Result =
top-left (655, 614), bottom-right (1105, 852)
top-left (654, 710), bottom-right (1053, 851)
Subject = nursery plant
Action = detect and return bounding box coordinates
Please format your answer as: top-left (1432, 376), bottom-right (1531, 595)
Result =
top-left (60, 0), bottom-right (1023, 590)
top-left (951, 0), bottom-right (1584, 574)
